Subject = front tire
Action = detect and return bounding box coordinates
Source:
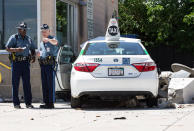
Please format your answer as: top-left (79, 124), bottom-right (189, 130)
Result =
top-left (71, 96), bottom-right (82, 108)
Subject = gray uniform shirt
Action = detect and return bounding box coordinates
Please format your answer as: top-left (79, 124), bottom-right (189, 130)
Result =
top-left (39, 35), bottom-right (59, 59)
top-left (6, 34), bottom-right (36, 57)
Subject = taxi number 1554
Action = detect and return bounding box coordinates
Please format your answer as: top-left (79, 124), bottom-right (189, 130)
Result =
top-left (94, 58), bottom-right (103, 63)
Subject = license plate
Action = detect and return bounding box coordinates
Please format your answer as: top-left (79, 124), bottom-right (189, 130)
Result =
top-left (108, 68), bottom-right (124, 76)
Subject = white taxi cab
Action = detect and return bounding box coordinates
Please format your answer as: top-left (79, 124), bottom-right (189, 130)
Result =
top-left (70, 18), bottom-right (159, 108)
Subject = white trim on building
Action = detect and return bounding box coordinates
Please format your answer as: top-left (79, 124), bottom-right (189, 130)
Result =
top-left (55, 0), bottom-right (78, 53)
top-left (37, 0), bottom-right (41, 48)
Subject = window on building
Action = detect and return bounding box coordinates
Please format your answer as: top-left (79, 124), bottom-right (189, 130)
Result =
top-left (0, 0), bottom-right (3, 49)
top-left (0, 0), bottom-right (37, 50)
top-left (56, 1), bottom-right (68, 46)
top-left (56, 0), bottom-right (77, 54)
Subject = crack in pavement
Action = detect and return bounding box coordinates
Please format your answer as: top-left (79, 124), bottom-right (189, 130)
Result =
top-left (60, 117), bottom-right (107, 131)
top-left (163, 109), bottom-right (194, 131)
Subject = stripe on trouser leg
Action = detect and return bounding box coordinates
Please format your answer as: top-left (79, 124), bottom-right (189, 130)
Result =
top-left (52, 69), bottom-right (55, 102)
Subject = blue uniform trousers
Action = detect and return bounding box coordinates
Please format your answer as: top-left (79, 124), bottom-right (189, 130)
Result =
top-left (11, 61), bottom-right (32, 106)
top-left (40, 65), bottom-right (55, 104)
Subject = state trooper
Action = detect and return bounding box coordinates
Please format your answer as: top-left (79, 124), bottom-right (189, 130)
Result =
top-left (38, 24), bottom-right (59, 109)
top-left (6, 22), bottom-right (36, 109)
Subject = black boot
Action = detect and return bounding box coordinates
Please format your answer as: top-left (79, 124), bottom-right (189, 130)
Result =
top-left (26, 104), bottom-right (34, 108)
top-left (40, 104), bottom-right (48, 109)
top-left (47, 103), bottom-right (54, 109)
top-left (14, 105), bottom-right (21, 109)
top-left (40, 103), bottom-right (54, 109)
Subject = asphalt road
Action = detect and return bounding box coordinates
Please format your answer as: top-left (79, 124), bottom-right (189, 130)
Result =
top-left (0, 102), bottom-right (194, 131)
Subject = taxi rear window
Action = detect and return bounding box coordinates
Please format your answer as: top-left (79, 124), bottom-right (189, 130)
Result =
top-left (83, 42), bottom-right (146, 55)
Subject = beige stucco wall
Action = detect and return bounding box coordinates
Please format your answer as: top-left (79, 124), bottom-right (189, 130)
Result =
top-left (0, 55), bottom-right (12, 99)
top-left (41, 0), bottom-right (56, 35)
top-left (93, 0), bottom-right (118, 37)
top-left (78, 0), bottom-right (118, 51)
top-left (0, 55), bottom-right (42, 101)
top-left (77, 1), bottom-right (88, 50)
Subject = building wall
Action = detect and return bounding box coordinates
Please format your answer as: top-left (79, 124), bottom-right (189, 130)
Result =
top-left (0, 0), bottom-right (118, 101)
top-left (93, 0), bottom-right (118, 37)
top-left (0, 55), bottom-right (12, 99)
top-left (78, 0), bottom-right (118, 51)
top-left (41, 0), bottom-right (56, 36)
top-left (77, 1), bottom-right (88, 50)
top-left (0, 55), bottom-right (42, 101)
top-left (39, 0), bottom-right (118, 52)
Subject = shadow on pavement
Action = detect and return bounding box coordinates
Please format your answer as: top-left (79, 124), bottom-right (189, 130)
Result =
top-left (69, 100), bottom-right (176, 111)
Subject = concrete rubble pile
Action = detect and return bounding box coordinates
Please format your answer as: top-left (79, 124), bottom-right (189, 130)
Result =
top-left (158, 63), bottom-right (194, 108)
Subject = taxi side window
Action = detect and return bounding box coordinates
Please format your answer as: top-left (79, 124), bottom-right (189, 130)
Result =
top-left (59, 46), bottom-right (75, 64)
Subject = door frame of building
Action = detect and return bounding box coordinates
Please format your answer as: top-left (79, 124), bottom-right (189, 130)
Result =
top-left (55, 0), bottom-right (78, 54)
top-left (37, 0), bottom-right (41, 48)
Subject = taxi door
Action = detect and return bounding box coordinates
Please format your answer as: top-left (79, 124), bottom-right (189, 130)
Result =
top-left (55, 45), bottom-right (75, 93)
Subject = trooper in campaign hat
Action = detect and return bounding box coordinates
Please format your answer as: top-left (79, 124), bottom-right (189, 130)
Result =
top-left (41, 24), bottom-right (49, 30)
top-left (5, 22), bottom-right (36, 109)
top-left (16, 22), bottom-right (31, 30)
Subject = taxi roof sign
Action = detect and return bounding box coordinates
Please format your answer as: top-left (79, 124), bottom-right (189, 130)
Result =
top-left (105, 18), bottom-right (120, 41)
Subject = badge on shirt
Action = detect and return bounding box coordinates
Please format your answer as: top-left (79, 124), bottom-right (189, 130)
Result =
top-left (28, 38), bottom-right (32, 44)
top-left (47, 47), bottom-right (50, 52)
top-left (39, 51), bottom-right (43, 56)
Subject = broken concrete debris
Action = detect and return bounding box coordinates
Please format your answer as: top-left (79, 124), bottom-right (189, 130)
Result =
top-left (159, 71), bottom-right (172, 98)
top-left (30, 118), bottom-right (34, 120)
top-left (159, 63), bottom-right (194, 108)
top-left (171, 70), bottom-right (191, 78)
top-left (168, 78), bottom-right (194, 104)
top-left (114, 117), bottom-right (126, 120)
top-left (171, 63), bottom-right (194, 77)
top-left (158, 98), bottom-right (179, 109)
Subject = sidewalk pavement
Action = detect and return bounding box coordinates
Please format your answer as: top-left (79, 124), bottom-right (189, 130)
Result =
top-left (0, 103), bottom-right (194, 131)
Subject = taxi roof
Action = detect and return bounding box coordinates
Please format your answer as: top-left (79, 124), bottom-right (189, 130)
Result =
top-left (80, 37), bottom-right (142, 48)
top-left (88, 36), bottom-right (141, 43)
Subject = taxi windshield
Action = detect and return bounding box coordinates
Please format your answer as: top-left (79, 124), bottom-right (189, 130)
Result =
top-left (83, 42), bottom-right (146, 55)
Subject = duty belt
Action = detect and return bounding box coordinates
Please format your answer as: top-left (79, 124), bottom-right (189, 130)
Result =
top-left (11, 56), bottom-right (30, 62)
top-left (38, 56), bottom-right (56, 66)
